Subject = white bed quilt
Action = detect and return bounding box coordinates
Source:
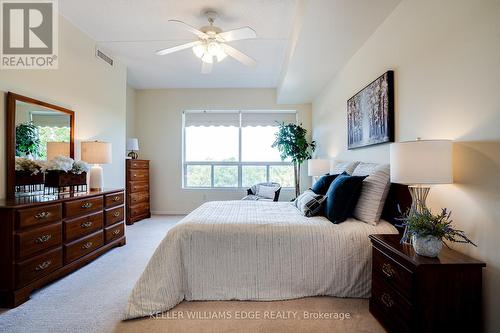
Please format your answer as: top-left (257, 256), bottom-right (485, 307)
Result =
top-left (124, 200), bottom-right (398, 319)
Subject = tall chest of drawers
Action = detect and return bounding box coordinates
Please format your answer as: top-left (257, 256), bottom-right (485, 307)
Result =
top-left (126, 159), bottom-right (151, 225)
top-left (369, 234), bottom-right (485, 333)
top-left (0, 189), bottom-right (126, 307)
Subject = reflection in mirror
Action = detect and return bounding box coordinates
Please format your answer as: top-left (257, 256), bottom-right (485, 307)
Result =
top-left (15, 101), bottom-right (71, 161)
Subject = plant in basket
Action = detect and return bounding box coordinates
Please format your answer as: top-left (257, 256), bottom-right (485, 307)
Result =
top-left (44, 156), bottom-right (90, 192)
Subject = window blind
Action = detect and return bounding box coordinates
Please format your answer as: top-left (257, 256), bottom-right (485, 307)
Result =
top-left (184, 111), bottom-right (239, 127)
top-left (31, 113), bottom-right (71, 128)
top-left (241, 111), bottom-right (296, 127)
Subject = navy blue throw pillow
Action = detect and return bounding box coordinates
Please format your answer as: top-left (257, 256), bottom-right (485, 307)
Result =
top-left (325, 172), bottom-right (367, 223)
top-left (311, 174), bottom-right (339, 195)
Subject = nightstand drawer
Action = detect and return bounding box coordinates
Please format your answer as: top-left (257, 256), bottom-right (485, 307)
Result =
top-left (371, 275), bottom-right (411, 333)
top-left (128, 169), bottom-right (149, 181)
top-left (64, 196), bottom-right (103, 219)
top-left (128, 160), bottom-right (149, 169)
top-left (16, 223), bottom-right (62, 259)
top-left (105, 192), bottom-right (124, 208)
top-left (373, 247), bottom-right (413, 299)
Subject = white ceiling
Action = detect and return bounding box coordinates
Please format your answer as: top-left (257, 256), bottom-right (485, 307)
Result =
top-left (59, 0), bottom-right (401, 103)
top-left (59, 0), bottom-right (298, 89)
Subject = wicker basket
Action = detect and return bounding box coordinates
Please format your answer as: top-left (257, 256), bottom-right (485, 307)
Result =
top-left (44, 171), bottom-right (87, 194)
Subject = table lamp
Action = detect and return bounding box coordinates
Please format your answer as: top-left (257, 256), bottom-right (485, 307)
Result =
top-left (46, 142), bottom-right (70, 160)
top-left (81, 141), bottom-right (112, 191)
top-left (390, 139), bottom-right (453, 213)
top-left (126, 138), bottom-right (139, 159)
top-left (307, 159), bottom-right (331, 182)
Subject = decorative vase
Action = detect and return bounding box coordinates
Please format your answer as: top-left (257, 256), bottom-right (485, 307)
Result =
top-left (411, 235), bottom-right (443, 257)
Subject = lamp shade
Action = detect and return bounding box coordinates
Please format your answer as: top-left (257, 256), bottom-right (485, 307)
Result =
top-left (126, 138), bottom-right (139, 151)
top-left (307, 159), bottom-right (331, 176)
top-left (81, 141), bottom-right (112, 164)
top-left (390, 140), bottom-right (453, 185)
top-left (46, 142), bottom-right (70, 160)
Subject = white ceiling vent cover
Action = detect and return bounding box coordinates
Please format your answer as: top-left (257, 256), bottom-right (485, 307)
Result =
top-left (95, 48), bottom-right (114, 67)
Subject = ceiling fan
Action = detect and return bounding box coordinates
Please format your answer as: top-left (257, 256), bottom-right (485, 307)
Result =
top-left (155, 11), bottom-right (257, 74)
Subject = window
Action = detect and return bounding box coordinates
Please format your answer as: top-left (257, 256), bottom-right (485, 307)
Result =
top-left (183, 110), bottom-right (296, 188)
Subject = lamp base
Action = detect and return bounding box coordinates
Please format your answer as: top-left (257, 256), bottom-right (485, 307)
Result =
top-left (408, 184), bottom-right (430, 214)
top-left (127, 151), bottom-right (138, 159)
top-left (89, 165), bottom-right (104, 191)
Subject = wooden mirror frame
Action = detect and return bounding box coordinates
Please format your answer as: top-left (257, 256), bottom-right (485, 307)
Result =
top-left (6, 92), bottom-right (75, 198)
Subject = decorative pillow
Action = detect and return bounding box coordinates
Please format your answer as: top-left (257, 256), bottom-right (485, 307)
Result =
top-left (352, 163), bottom-right (391, 225)
top-left (324, 172), bottom-right (367, 223)
top-left (330, 161), bottom-right (360, 175)
top-left (256, 185), bottom-right (279, 199)
top-left (294, 190), bottom-right (326, 217)
top-left (311, 174), bottom-right (339, 195)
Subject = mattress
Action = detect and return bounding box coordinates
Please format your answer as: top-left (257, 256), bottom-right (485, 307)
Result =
top-left (124, 200), bottom-right (398, 319)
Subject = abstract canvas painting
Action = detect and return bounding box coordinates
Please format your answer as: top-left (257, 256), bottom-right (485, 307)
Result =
top-left (347, 71), bottom-right (394, 149)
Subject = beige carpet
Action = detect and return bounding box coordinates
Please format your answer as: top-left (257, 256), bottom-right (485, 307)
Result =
top-left (115, 297), bottom-right (384, 333)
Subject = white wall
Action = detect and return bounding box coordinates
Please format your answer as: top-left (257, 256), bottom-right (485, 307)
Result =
top-left (0, 16), bottom-right (127, 199)
top-left (312, 1), bottom-right (500, 332)
top-left (126, 85), bottom-right (136, 139)
top-left (135, 88), bottom-right (312, 214)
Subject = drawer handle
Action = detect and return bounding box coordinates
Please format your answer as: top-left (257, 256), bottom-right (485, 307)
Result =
top-left (34, 211), bottom-right (50, 219)
top-left (112, 229), bottom-right (121, 236)
top-left (81, 202), bottom-right (93, 209)
top-left (113, 211), bottom-right (120, 217)
top-left (381, 293), bottom-right (395, 308)
top-left (35, 260), bottom-right (52, 271)
top-left (382, 263), bottom-right (396, 278)
top-left (112, 196), bottom-right (121, 202)
top-left (82, 241), bottom-right (93, 249)
top-left (80, 221), bottom-right (93, 228)
top-left (35, 234), bottom-right (52, 243)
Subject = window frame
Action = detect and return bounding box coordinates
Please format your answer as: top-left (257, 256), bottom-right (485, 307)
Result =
top-left (182, 110), bottom-right (297, 190)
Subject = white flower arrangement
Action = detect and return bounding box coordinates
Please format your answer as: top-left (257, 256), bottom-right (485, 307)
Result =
top-left (71, 160), bottom-right (90, 174)
top-left (15, 157), bottom-right (44, 175)
top-left (44, 155), bottom-right (74, 172)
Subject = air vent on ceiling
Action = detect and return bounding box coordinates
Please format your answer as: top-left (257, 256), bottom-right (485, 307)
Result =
top-left (95, 48), bottom-right (114, 67)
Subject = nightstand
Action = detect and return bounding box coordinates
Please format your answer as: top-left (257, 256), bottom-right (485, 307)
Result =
top-left (369, 234), bottom-right (485, 333)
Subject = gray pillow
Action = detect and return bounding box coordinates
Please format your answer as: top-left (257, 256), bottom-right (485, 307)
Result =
top-left (293, 189), bottom-right (326, 217)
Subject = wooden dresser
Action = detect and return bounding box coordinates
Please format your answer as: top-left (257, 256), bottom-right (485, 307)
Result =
top-left (0, 189), bottom-right (126, 307)
top-left (369, 234), bottom-right (485, 333)
top-left (126, 159), bottom-right (151, 225)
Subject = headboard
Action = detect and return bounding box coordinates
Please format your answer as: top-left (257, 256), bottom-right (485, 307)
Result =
top-left (381, 183), bottom-right (411, 230)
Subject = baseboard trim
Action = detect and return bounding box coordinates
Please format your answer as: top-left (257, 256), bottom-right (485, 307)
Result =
top-left (151, 211), bottom-right (189, 215)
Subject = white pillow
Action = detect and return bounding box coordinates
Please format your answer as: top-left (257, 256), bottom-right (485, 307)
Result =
top-left (330, 161), bottom-right (360, 175)
top-left (352, 163), bottom-right (391, 225)
top-left (256, 185), bottom-right (279, 199)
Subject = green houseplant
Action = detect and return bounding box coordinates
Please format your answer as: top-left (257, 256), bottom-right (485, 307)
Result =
top-left (399, 207), bottom-right (477, 257)
top-left (16, 122), bottom-right (40, 158)
top-left (272, 123), bottom-right (316, 197)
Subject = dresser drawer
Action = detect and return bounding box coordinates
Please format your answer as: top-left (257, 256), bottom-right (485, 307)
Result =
top-left (128, 169), bottom-right (149, 181)
top-left (105, 206), bottom-right (124, 226)
top-left (64, 196), bottom-right (103, 219)
top-left (105, 223), bottom-right (124, 243)
top-left (129, 202), bottom-right (150, 218)
top-left (371, 275), bottom-right (412, 333)
top-left (16, 204), bottom-right (62, 229)
top-left (129, 191), bottom-right (149, 205)
top-left (373, 247), bottom-right (413, 299)
top-left (64, 231), bottom-right (104, 264)
top-left (64, 211), bottom-right (103, 242)
top-left (16, 247), bottom-right (63, 288)
top-left (16, 223), bottom-right (62, 259)
top-left (105, 192), bottom-right (124, 208)
top-left (128, 181), bottom-right (149, 193)
top-left (128, 160), bottom-right (149, 169)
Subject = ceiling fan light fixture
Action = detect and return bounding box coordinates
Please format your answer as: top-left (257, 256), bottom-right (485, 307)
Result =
top-left (216, 50), bottom-right (227, 62)
top-left (192, 44), bottom-right (205, 58)
top-left (201, 53), bottom-right (213, 64)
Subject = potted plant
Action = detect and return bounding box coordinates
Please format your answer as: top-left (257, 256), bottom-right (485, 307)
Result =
top-left (399, 207), bottom-right (477, 257)
top-left (44, 156), bottom-right (90, 191)
top-left (272, 123), bottom-right (316, 197)
top-left (16, 122), bottom-right (40, 158)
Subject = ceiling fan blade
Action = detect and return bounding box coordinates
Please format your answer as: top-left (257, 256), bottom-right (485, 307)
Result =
top-left (201, 61), bottom-right (213, 74)
top-left (155, 41), bottom-right (201, 56)
top-left (168, 19), bottom-right (208, 39)
top-left (221, 44), bottom-right (257, 67)
top-left (216, 26), bottom-right (257, 42)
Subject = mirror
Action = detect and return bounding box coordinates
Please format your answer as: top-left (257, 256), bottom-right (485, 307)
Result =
top-left (7, 92), bottom-right (75, 197)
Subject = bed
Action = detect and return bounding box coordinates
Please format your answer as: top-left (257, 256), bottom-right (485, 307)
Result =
top-left (124, 199), bottom-right (400, 319)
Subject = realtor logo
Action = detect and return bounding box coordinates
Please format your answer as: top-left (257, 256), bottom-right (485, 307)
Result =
top-left (1, 0), bottom-right (58, 69)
